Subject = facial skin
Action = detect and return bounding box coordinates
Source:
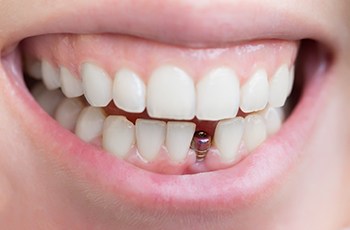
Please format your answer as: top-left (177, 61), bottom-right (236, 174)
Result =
top-left (0, 0), bottom-right (350, 229)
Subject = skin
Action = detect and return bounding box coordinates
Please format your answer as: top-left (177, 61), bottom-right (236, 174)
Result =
top-left (0, 0), bottom-right (350, 229)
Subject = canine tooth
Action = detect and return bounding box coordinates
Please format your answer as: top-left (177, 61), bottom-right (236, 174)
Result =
top-left (81, 63), bottom-right (112, 107)
top-left (113, 68), bottom-right (146, 113)
top-left (214, 117), bottom-right (245, 163)
top-left (240, 69), bottom-right (269, 113)
top-left (260, 107), bottom-right (285, 135)
top-left (166, 121), bottom-right (196, 163)
top-left (136, 119), bottom-right (166, 162)
top-left (75, 107), bottom-right (106, 142)
top-left (60, 67), bottom-right (84, 98)
top-left (196, 67), bottom-right (240, 120)
top-left (243, 114), bottom-right (267, 151)
top-left (102, 116), bottom-right (135, 159)
top-left (269, 65), bottom-right (290, 107)
top-left (25, 59), bottom-right (42, 79)
top-left (31, 83), bottom-right (64, 116)
top-left (54, 98), bottom-right (84, 131)
top-left (42, 60), bottom-right (61, 90)
top-left (147, 66), bottom-right (195, 120)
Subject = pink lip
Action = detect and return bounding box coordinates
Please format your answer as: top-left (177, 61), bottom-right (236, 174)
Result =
top-left (0, 0), bottom-right (335, 219)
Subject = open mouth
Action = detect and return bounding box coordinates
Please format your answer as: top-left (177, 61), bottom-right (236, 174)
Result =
top-left (14, 34), bottom-right (330, 176)
top-left (21, 35), bottom-right (298, 174)
top-left (0, 3), bottom-right (336, 219)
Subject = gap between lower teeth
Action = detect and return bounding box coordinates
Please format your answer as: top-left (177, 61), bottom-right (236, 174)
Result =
top-left (26, 58), bottom-right (294, 175)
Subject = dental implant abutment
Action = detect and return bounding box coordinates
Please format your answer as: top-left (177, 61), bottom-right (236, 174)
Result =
top-left (191, 131), bottom-right (212, 161)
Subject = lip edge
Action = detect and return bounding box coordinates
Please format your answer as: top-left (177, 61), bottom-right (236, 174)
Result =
top-left (0, 0), bottom-right (342, 54)
top-left (0, 36), bottom-right (332, 215)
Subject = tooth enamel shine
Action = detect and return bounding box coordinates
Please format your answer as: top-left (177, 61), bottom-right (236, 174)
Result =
top-left (60, 67), bottom-right (84, 98)
top-left (166, 121), bottom-right (196, 163)
top-left (147, 66), bottom-right (196, 120)
top-left (214, 117), bottom-right (245, 163)
top-left (196, 67), bottom-right (240, 120)
top-left (260, 107), bottom-right (284, 135)
top-left (269, 65), bottom-right (290, 107)
top-left (103, 116), bottom-right (135, 159)
top-left (81, 63), bottom-right (113, 107)
top-left (240, 69), bottom-right (269, 113)
top-left (136, 119), bottom-right (166, 162)
top-left (243, 114), bottom-right (267, 151)
top-left (75, 107), bottom-right (106, 142)
top-left (113, 68), bottom-right (146, 113)
top-left (42, 60), bottom-right (61, 90)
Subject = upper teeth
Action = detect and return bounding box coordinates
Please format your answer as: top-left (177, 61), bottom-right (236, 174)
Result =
top-left (81, 62), bottom-right (113, 107)
top-left (240, 69), bottom-right (269, 113)
top-left (34, 60), bottom-right (294, 121)
top-left (42, 60), bottom-right (61, 90)
top-left (196, 67), bottom-right (240, 120)
top-left (60, 67), bottom-right (84, 98)
top-left (113, 68), bottom-right (146, 113)
top-left (28, 59), bottom-right (293, 168)
top-left (147, 65), bottom-right (196, 120)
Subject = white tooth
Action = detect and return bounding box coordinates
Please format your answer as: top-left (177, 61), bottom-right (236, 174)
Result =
top-left (60, 67), bottom-right (84, 98)
top-left (166, 121), bottom-right (195, 163)
top-left (147, 66), bottom-right (195, 120)
top-left (243, 114), bottom-right (267, 151)
top-left (260, 107), bottom-right (285, 136)
top-left (240, 69), bottom-right (269, 113)
top-left (75, 107), bottom-right (106, 142)
top-left (113, 68), bottom-right (146, 113)
top-left (214, 117), bottom-right (245, 163)
top-left (269, 65), bottom-right (290, 107)
top-left (42, 60), bottom-right (61, 90)
top-left (81, 63), bottom-right (112, 107)
top-left (102, 116), bottom-right (135, 159)
top-left (287, 66), bottom-right (295, 96)
top-left (25, 59), bottom-right (42, 79)
top-left (31, 83), bottom-right (64, 116)
top-left (136, 119), bottom-right (166, 162)
top-left (196, 67), bottom-right (240, 120)
top-left (54, 98), bottom-right (84, 131)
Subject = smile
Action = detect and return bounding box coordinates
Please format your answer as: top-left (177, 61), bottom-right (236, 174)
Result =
top-left (0, 0), bottom-right (340, 227)
top-left (21, 34), bottom-right (299, 174)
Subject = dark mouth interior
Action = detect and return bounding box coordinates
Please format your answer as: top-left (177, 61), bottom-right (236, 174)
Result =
top-left (289, 39), bottom-right (332, 115)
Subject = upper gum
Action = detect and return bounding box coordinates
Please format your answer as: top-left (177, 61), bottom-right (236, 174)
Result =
top-left (22, 34), bottom-right (298, 83)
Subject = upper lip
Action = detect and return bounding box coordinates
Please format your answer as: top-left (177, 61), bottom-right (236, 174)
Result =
top-left (0, 0), bottom-right (342, 51)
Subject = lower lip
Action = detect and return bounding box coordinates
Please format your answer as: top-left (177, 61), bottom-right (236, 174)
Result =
top-left (2, 46), bottom-right (328, 212)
